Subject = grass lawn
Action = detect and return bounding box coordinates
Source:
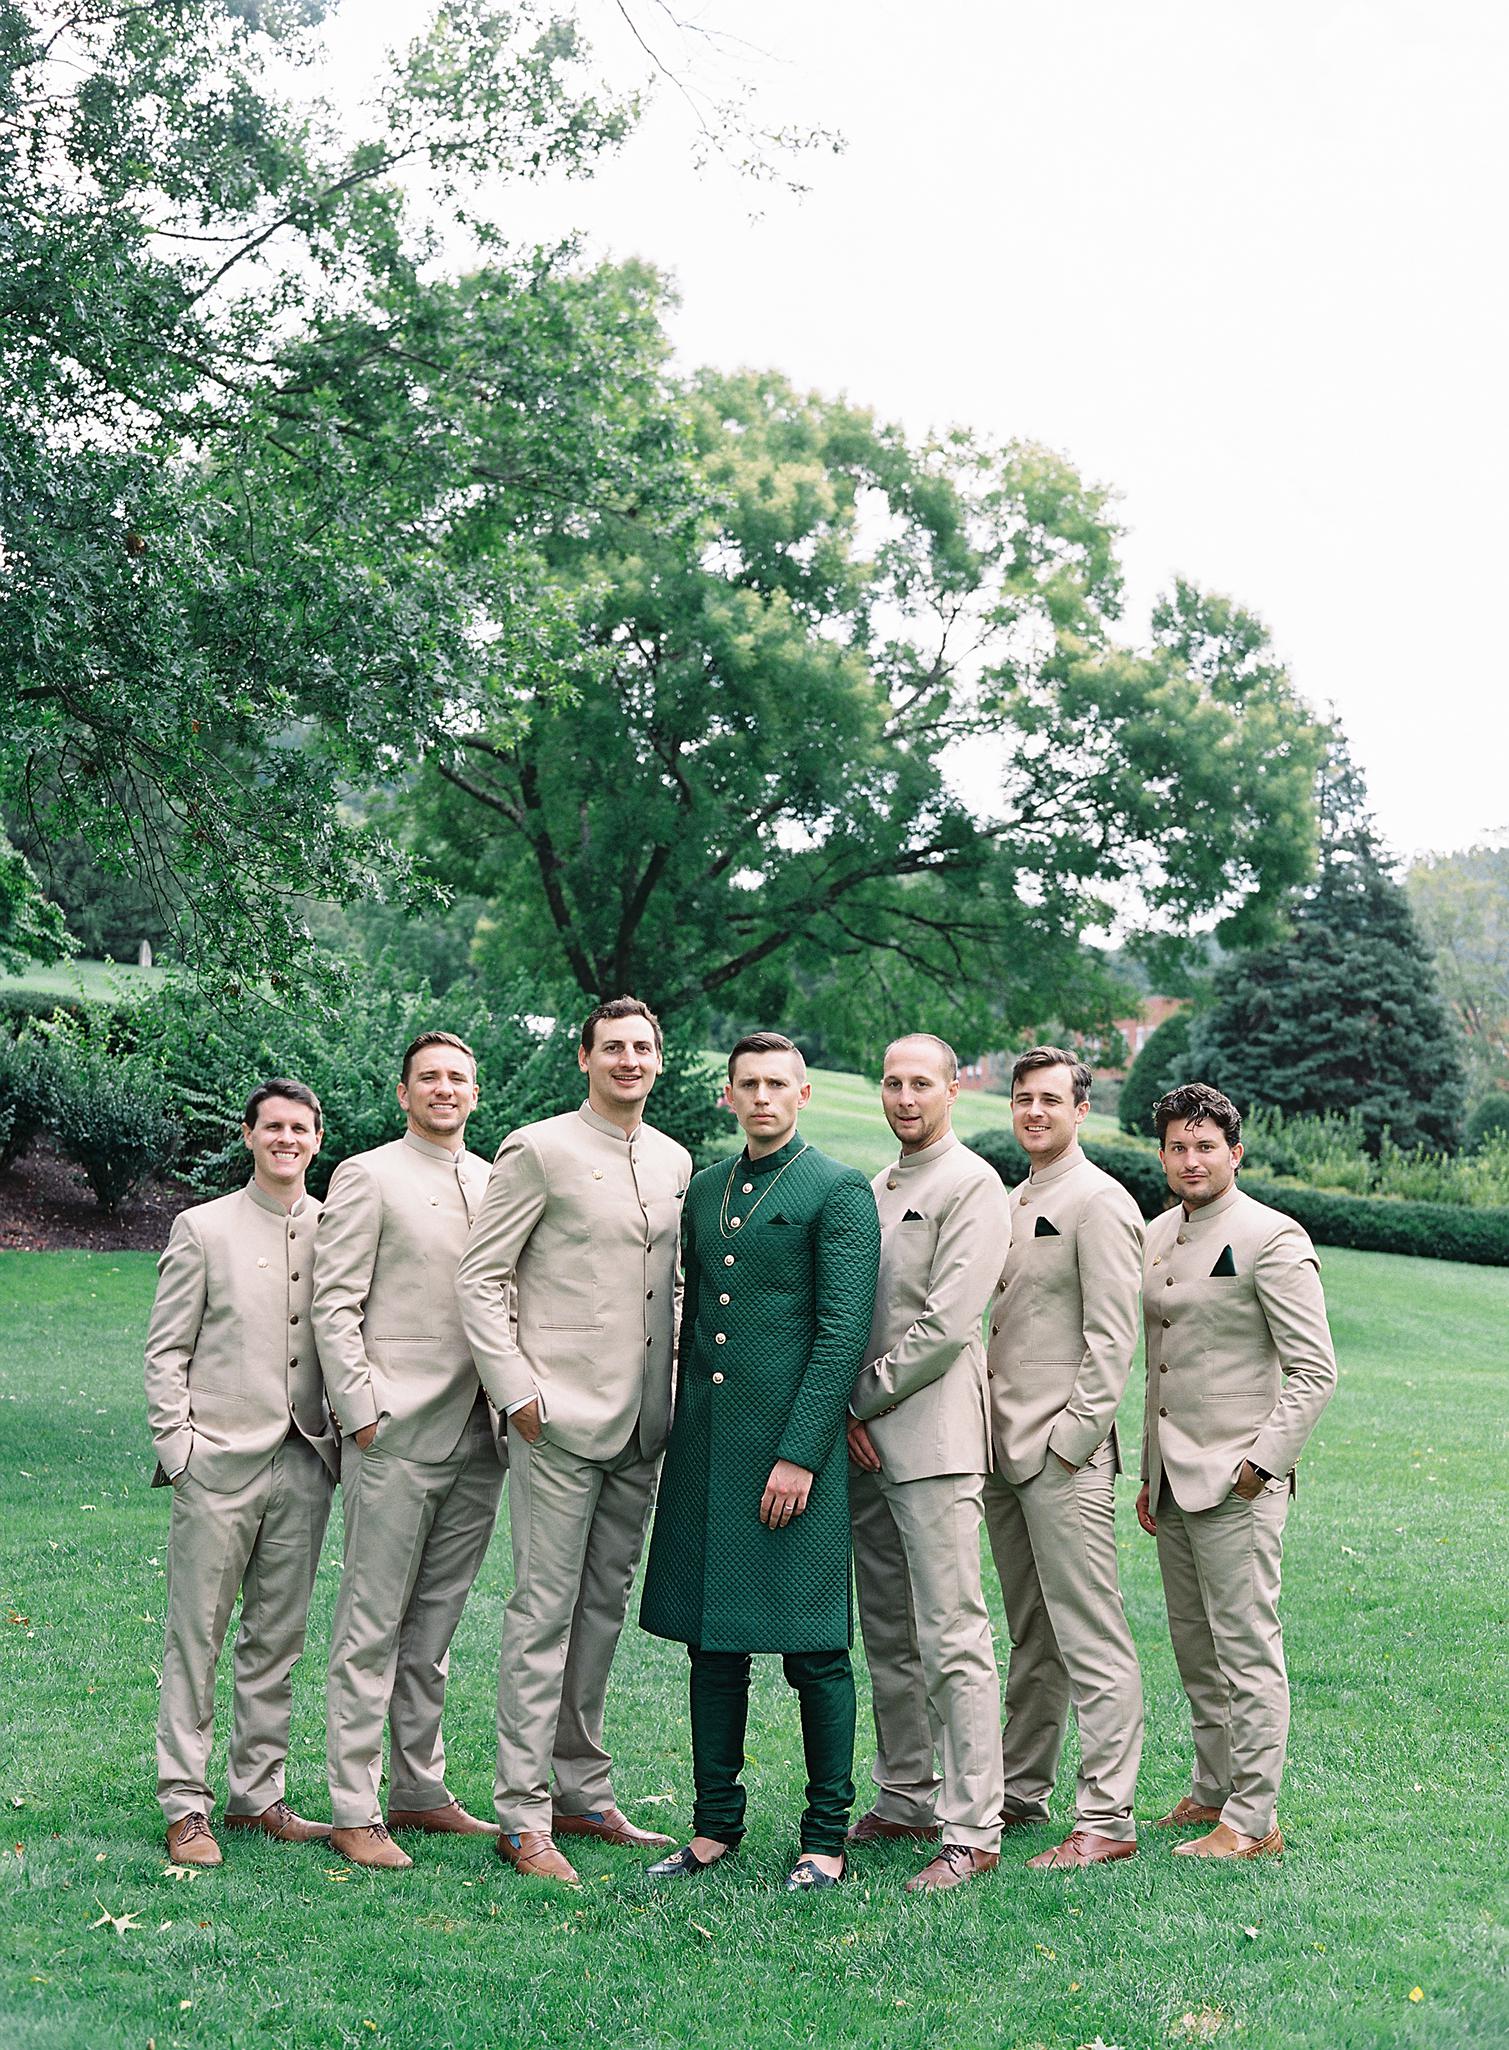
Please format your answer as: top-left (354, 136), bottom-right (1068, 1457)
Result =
top-left (1, 1246), bottom-right (1505, 2050)
top-left (0, 958), bottom-right (165, 1003)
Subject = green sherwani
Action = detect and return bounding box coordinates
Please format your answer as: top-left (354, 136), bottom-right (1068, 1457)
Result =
top-left (641, 1133), bottom-right (881, 1653)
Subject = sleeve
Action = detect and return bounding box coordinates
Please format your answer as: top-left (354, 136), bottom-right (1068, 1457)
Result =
top-left (453, 1131), bottom-right (550, 1414)
top-left (671, 1200), bottom-right (702, 1415)
top-left (777, 1173), bottom-right (883, 1472)
top-left (849, 1169), bottom-right (1009, 1419)
top-left (143, 1213), bottom-right (207, 1479)
top-left (1048, 1182), bottom-right (1146, 1468)
top-left (1247, 1221), bottom-right (1338, 1478)
top-left (311, 1157), bottom-right (385, 1436)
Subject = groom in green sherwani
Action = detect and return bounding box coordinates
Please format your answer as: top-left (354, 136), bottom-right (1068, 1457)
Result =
top-left (640, 1032), bottom-right (881, 1890)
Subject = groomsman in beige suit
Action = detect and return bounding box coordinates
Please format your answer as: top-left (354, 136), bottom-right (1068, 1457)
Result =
top-left (1138, 1082), bottom-right (1337, 1859)
top-left (145, 1078), bottom-right (339, 1866)
top-left (846, 1034), bottom-right (1011, 1892)
top-left (983, 1046), bottom-right (1146, 1869)
top-left (315, 1031), bottom-right (505, 1869)
top-left (456, 997), bottom-right (688, 1883)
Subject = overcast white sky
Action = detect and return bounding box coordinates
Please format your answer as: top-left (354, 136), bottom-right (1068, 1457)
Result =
top-left (325, 0), bottom-right (1508, 863)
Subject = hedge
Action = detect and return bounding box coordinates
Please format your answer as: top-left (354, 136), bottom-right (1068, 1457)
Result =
top-left (968, 1130), bottom-right (1509, 1267)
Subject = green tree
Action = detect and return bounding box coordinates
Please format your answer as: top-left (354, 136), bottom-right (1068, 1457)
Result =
top-left (1118, 1008), bottom-right (1193, 1140)
top-left (415, 375), bottom-right (1326, 1032)
top-left (1407, 844), bottom-right (1509, 1099)
top-left (1188, 729), bottom-right (1467, 1154)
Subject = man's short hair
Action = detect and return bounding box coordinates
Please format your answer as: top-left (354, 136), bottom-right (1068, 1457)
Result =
top-left (580, 996), bottom-right (664, 1056)
top-left (882, 1033), bottom-right (959, 1082)
top-left (1154, 1081), bottom-right (1242, 1148)
top-left (400, 1030), bottom-right (477, 1084)
top-left (243, 1077), bottom-right (323, 1132)
top-left (1011, 1044), bottom-right (1092, 1105)
top-left (727, 1030), bottom-right (807, 1081)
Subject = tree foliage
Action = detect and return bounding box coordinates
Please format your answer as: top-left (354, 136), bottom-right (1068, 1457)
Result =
top-left (1407, 843), bottom-right (1509, 1100)
top-left (1118, 1008), bottom-right (1193, 1140)
top-left (1188, 730), bottom-right (1466, 1154)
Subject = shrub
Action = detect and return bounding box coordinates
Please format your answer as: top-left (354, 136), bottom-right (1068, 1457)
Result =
top-left (1118, 1011), bottom-right (1191, 1139)
top-left (1466, 1094), bottom-right (1509, 1154)
top-left (969, 1129), bottom-right (1172, 1217)
top-left (46, 1023), bottom-right (181, 1211)
top-left (1241, 1107), bottom-right (1374, 1194)
top-left (0, 1030), bottom-right (62, 1172)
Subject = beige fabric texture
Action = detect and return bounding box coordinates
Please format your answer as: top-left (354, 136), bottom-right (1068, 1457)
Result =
top-left (455, 1105), bottom-right (691, 1460)
top-left (145, 1181), bottom-right (337, 1488)
top-left (326, 1409), bottom-right (504, 1825)
top-left (1141, 1183), bottom-right (1338, 1511)
top-left (849, 1132), bottom-right (1011, 1480)
top-left (1155, 1483), bottom-right (1291, 1838)
top-left (494, 1427), bottom-right (661, 1832)
top-left (313, 1131), bottom-right (499, 1461)
top-left (983, 1438), bottom-right (1142, 1839)
top-left (851, 1464), bottom-right (1003, 1848)
top-left (987, 1144), bottom-right (1145, 1482)
top-left (157, 1434), bottom-right (333, 1822)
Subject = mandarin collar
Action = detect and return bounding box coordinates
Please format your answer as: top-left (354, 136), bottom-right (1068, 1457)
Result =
top-left (891, 1130), bottom-right (960, 1176)
top-left (578, 1102), bottom-right (639, 1144)
top-left (402, 1129), bottom-right (466, 1165)
top-left (742, 1129), bottom-right (807, 1179)
top-left (1028, 1140), bottom-right (1084, 1187)
top-left (246, 1178), bottom-right (306, 1219)
top-left (1181, 1180), bottom-right (1243, 1227)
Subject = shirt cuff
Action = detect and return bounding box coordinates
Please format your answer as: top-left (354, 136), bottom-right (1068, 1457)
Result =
top-left (504, 1392), bottom-right (539, 1417)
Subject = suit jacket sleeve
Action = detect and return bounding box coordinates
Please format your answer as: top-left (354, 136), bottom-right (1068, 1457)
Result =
top-left (144, 1211), bottom-right (206, 1479)
top-left (1048, 1182), bottom-right (1145, 1468)
top-left (312, 1156), bottom-right (385, 1436)
top-left (1248, 1221), bottom-right (1338, 1477)
top-left (453, 1131), bottom-right (549, 1413)
top-left (849, 1173), bottom-right (1006, 1418)
top-left (675, 1205), bottom-right (701, 1381)
top-left (777, 1174), bottom-right (883, 1472)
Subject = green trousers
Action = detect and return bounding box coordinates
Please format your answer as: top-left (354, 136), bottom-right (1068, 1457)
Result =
top-left (688, 1645), bottom-right (856, 1855)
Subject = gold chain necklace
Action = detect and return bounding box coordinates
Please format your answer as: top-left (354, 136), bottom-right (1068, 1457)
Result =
top-left (718, 1143), bottom-right (809, 1240)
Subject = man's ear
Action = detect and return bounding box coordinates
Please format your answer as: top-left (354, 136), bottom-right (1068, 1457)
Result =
top-left (577, 1044), bottom-right (590, 1074)
top-left (242, 1122), bottom-right (255, 1155)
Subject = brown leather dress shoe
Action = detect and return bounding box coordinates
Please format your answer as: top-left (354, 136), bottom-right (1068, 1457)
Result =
top-left (1152, 1796), bottom-right (1224, 1828)
top-left (330, 1823), bottom-right (413, 1870)
top-left (497, 1830), bottom-right (579, 1882)
top-left (223, 1801), bottom-right (332, 1844)
top-left (387, 1797), bottom-right (498, 1837)
top-left (905, 1844), bottom-right (1000, 1893)
top-left (553, 1806), bottom-right (674, 1849)
top-left (1172, 1821), bottom-right (1284, 1860)
top-left (1026, 1829), bottom-right (1138, 1869)
top-left (165, 1811), bottom-right (222, 1867)
top-left (847, 1809), bottom-right (942, 1845)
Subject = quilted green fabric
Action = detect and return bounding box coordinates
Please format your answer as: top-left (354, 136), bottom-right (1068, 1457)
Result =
top-left (639, 1132), bottom-right (881, 1654)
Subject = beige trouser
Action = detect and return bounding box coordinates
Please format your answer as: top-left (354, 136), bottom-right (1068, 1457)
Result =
top-left (326, 1403), bottom-right (503, 1828)
top-left (982, 1437), bottom-right (1143, 1841)
top-left (157, 1433), bottom-right (334, 1824)
top-left (851, 1466), bottom-right (1004, 1851)
top-left (1155, 1477), bottom-right (1290, 1839)
top-left (495, 1427), bottom-right (659, 1835)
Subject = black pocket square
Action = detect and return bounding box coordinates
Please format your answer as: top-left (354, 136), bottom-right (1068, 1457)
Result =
top-left (770, 1213), bottom-right (790, 1226)
top-left (902, 1209), bottom-right (926, 1223)
top-left (1033, 1216), bottom-right (1060, 1238)
top-left (1210, 1245), bottom-right (1237, 1277)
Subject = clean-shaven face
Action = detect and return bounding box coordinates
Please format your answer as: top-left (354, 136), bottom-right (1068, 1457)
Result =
top-left (243, 1096), bottom-right (321, 1192)
top-left (729, 1051), bottom-right (810, 1155)
top-left (1012, 1063), bottom-right (1087, 1166)
top-left (1160, 1115), bottom-right (1243, 1209)
top-left (578, 1018), bottom-right (661, 1117)
top-left (881, 1038), bottom-right (958, 1155)
top-left (398, 1048), bottom-right (478, 1145)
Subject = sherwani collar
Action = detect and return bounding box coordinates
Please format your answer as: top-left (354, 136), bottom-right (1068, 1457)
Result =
top-left (402, 1129), bottom-right (466, 1165)
top-left (1028, 1140), bottom-right (1085, 1187)
top-left (1180, 1181), bottom-right (1243, 1228)
top-left (577, 1102), bottom-right (640, 1144)
top-left (891, 1131), bottom-right (960, 1177)
top-left (742, 1129), bottom-right (806, 1179)
top-left (245, 1178), bottom-right (306, 1219)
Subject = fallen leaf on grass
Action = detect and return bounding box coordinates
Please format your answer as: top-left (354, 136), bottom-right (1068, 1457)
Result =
top-left (638, 1793), bottom-right (675, 1805)
top-left (89, 1906), bottom-right (141, 1936)
top-left (323, 1869), bottom-right (350, 1883)
top-left (1068, 1982), bottom-right (1081, 1993)
top-left (690, 1921), bottom-right (713, 1940)
top-left (94, 1852), bottom-right (107, 1864)
top-left (1409, 1988), bottom-right (1424, 2003)
top-left (1174, 2010), bottom-right (1226, 2040)
top-left (178, 2000), bottom-right (193, 2012)
top-left (1036, 1944), bottom-right (1057, 1959)
top-left (1243, 1927), bottom-right (1259, 1940)
top-left (1078, 2038), bottom-right (1124, 2050)
top-left (7, 1612), bottom-right (29, 1627)
top-left (161, 1864), bottom-right (198, 1882)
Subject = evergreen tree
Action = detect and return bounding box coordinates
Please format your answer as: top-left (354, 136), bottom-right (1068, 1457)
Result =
top-left (1188, 728), bottom-right (1466, 1154)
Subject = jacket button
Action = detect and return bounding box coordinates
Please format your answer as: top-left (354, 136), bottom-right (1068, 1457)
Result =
top-left (1159, 1405), bottom-right (1168, 1417)
top-left (1177, 1233), bottom-right (1188, 1244)
top-left (1161, 1317), bottom-right (1171, 1329)
top-left (719, 1292), bottom-right (730, 1305)
top-left (1159, 1363), bottom-right (1168, 1374)
top-left (712, 1371), bottom-right (724, 1385)
top-left (990, 1325), bottom-right (999, 1338)
top-left (646, 1335), bottom-right (653, 1347)
top-left (289, 1358), bottom-right (298, 1371)
top-left (997, 1279), bottom-right (1006, 1293)
top-left (646, 1289), bottom-right (654, 1300)
top-left (1165, 1276), bottom-right (1173, 1287)
top-left (289, 1313), bottom-right (299, 1325)
top-left (724, 1255), bottom-right (735, 1268)
top-left (987, 1369), bottom-right (994, 1380)
top-left (715, 1333), bottom-right (727, 1345)
top-left (290, 1270), bottom-right (300, 1282)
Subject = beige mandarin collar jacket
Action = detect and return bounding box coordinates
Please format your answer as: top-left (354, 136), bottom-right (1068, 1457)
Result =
top-left (850, 1130), bottom-right (1011, 1482)
top-left (987, 1139), bottom-right (1146, 1484)
top-left (455, 1102), bottom-right (691, 1462)
top-left (311, 1130), bottom-right (497, 1464)
top-left (145, 1179), bottom-right (337, 1490)
top-left (1141, 1182), bottom-right (1338, 1513)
